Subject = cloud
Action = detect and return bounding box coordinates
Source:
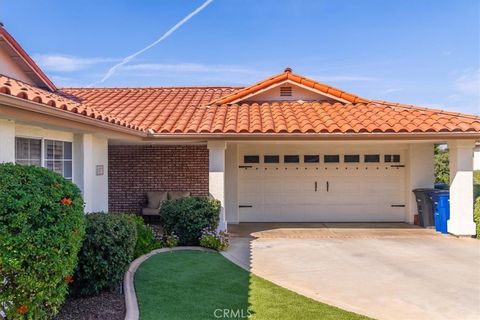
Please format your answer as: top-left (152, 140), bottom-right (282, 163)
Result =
top-left (89, 0), bottom-right (214, 86)
top-left (454, 68), bottom-right (480, 96)
top-left (121, 63), bottom-right (261, 75)
top-left (381, 88), bottom-right (403, 94)
top-left (445, 68), bottom-right (480, 114)
top-left (306, 75), bottom-right (376, 82)
top-left (33, 54), bottom-right (116, 72)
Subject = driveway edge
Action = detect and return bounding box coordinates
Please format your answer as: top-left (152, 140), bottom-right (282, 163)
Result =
top-left (123, 246), bottom-right (215, 320)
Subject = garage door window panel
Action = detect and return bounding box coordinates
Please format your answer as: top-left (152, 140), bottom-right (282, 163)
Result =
top-left (264, 155), bottom-right (280, 163)
top-left (284, 155), bottom-right (300, 163)
top-left (364, 154), bottom-right (380, 163)
top-left (304, 155), bottom-right (320, 163)
top-left (324, 155), bottom-right (340, 163)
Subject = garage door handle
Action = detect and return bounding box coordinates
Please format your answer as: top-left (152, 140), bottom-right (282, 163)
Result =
top-left (326, 181), bottom-right (329, 192)
top-left (314, 181), bottom-right (317, 192)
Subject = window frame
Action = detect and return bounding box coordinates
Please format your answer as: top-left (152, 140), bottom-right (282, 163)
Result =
top-left (15, 136), bottom-right (42, 166)
top-left (15, 136), bottom-right (74, 180)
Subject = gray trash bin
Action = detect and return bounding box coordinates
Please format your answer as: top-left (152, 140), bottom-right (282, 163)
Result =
top-left (412, 188), bottom-right (436, 227)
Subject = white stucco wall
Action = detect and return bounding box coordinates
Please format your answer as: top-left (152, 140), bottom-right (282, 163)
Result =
top-left (0, 46), bottom-right (35, 84)
top-left (474, 147), bottom-right (480, 171)
top-left (405, 143), bottom-right (435, 223)
top-left (225, 142), bottom-right (239, 224)
top-left (207, 141), bottom-right (227, 230)
top-left (0, 118), bottom-right (108, 213)
top-left (0, 119), bottom-right (15, 162)
top-left (73, 134), bottom-right (108, 213)
top-left (447, 140), bottom-right (476, 235)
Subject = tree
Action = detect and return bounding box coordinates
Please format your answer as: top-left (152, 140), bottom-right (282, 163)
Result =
top-left (434, 145), bottom-right (449, 184)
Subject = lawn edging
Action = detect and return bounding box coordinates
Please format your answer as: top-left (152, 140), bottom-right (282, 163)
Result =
top-left (123, 246), bottom-right (216, 320)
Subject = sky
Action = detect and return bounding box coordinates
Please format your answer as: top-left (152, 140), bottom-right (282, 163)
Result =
top-left (1, 0), bottom-right (479, 114)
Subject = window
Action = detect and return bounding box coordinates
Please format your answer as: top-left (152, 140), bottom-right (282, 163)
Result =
top-left (384, 154), bottom-right (401, 163)
top-left (324, 155), bottom-right (340, 163)
top-left (244, 155), bottom-right (260, 164)
top-left (45, 140), bottom-right (73, 180)
top-left (344, 155), bottom-right (360, 163)
top-left (15, 137), bottom-right (41, 166)
top-left (284, 155), bottom-right (299, 163)
top-left (364, 154), bottom-right (380, 163)
top-left (304, 155), bottom-right (320, 163)
top-left (264, 155), bottom-right (280, 163)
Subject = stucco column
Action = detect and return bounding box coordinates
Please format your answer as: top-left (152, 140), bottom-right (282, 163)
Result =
top-left (73, 134), bottom-right (109, 213)
top-left (208, 141), bottom-right (227, 231)
top-left (406, 143), bottom-right (434, 223)
top-left (447, 140), bottom-right (476, 236)
top-left (0, 119), bottom-right (15, 163)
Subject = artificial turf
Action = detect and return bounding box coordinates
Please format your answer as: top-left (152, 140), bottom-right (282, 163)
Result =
top-left (135, 250), bottom-right (371, 320)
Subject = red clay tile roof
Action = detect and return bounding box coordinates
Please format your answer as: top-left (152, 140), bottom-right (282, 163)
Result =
top-left (3, 72), bottom-right (479, 136)
top-left (59, 85), bottom-right (480, 134)
top-left (0, 75), bottom-right (145, 131)
top-left (60, 87), bottom-right (240, 132)
top-left (211, 67), bottom-right (369, 105)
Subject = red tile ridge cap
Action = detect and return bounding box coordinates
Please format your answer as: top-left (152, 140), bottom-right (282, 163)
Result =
top-left (371, 100), bottom-right (480, 121)
top-left (210, 68), bottom-right (370, 105)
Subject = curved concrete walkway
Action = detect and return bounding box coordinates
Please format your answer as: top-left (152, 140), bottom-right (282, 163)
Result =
top-left (223, 223), bottom-right (480, 320)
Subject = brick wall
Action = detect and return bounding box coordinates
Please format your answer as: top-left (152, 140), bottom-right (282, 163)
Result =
top-left (108, 145), bottom-right (209, 213)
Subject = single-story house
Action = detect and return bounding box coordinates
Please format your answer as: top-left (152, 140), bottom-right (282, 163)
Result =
top-left (0, 25), bottom-right (479, 235)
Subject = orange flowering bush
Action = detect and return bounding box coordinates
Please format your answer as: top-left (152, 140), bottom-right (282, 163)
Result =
top-left (0, 163), bottom-right (85, 318)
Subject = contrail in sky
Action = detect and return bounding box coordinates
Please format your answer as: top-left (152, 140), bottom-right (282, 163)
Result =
top-left (89, 0), bottom-right (214, 87)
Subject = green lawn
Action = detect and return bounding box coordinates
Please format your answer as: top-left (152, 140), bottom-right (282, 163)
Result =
top-left (135, 250), bottom-right (370, 320)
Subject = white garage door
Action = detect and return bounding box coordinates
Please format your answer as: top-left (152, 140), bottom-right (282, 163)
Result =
top-left (238, 153), bottom-right (406, 222)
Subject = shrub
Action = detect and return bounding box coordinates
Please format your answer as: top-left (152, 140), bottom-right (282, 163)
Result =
top-left (0, 163), bottom-right (85, 319)
top-left (475, 197), bottom-right (480, 239)
top-left (129, 215), bottom-right (161, 258)
top-left (160, 197), bottom-right (221, 245)
top-left (200, 227), bottom-right (230, 251)
top-left (70, 212), bottom-right (136, 296)
top-left (162, 233), bottom-right (179, 248)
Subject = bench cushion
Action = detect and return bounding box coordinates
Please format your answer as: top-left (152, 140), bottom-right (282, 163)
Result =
top-left (146, 191), bottom-right (168, 209)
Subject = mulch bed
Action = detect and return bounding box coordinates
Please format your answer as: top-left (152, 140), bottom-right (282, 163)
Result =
top-left (56, 291), bottom-right (125, 320)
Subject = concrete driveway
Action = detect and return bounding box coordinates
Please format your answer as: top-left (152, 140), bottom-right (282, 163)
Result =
top-left (223, 223), bottom-right (480, 320)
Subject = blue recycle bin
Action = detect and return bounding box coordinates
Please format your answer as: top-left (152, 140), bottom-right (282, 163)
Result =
top-left (430, 191), bottom-right (450, 234)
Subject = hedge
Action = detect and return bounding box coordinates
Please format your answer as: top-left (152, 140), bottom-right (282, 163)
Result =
top-left (0, 163), bottom-right (85, 319)
top-left (160, 197), bottom-right (221, 245)
top-left (70, 212), bottom-right (137, 296)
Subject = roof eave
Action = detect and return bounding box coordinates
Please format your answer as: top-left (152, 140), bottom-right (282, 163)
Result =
top-left (0, 94), bottom-right (147, 137)
top-left (147, 131), bottom-right (480, 141)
